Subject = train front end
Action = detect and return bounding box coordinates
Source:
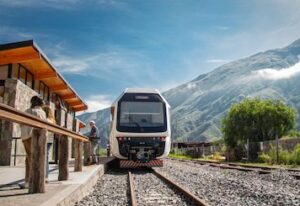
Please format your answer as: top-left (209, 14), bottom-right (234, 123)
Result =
top-left (109, 89), bottom-right (171, 167)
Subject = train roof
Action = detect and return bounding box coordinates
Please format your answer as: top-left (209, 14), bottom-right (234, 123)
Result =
top-left (111, 88), bottom-right (170, 108)
top-left (124, 88), bottom-right (160, 94)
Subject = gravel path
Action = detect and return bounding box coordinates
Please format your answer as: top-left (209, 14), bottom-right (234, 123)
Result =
top-left (133, 170), bottom-right (196, 206)
top-left (156, 159), bottom-right (300, 206)
top-left (75, 170), bottom-right (129, 206)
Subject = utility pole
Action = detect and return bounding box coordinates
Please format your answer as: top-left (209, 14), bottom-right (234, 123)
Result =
top-left (247, 137), bottom-right (250, 162)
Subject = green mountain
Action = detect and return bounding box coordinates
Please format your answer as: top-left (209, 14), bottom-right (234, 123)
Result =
top-left (78, 39), bottom-right (300, 143)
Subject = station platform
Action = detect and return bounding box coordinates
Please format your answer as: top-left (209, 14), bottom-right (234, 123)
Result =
top-left (0, 157), bottom-right (115, 206)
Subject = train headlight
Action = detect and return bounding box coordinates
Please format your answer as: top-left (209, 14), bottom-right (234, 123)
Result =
top-left (160, 136), bottom-right (166, 141)
top-left (117, 136), bottom-right (124, 141)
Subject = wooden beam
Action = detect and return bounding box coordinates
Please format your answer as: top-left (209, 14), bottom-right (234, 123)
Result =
top-left (79, 122), bottom-right (86, 129)
top-left (73, 106), bottom-right (87, 112)
top-left (35, 72), bottom-right (57, 80)
top-left (61, 94), bottom-right (77, 100)
top-left (68, 101), bottom-right (83, 107)
top-left (0, 52), bottom-right (40, 65)
top-left (50, 84), bottom-right (68, 91)
top-left (0, 103), bottom-right (88, 141)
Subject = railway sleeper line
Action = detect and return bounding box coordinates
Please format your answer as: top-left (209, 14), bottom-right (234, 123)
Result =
top-left (128, 169), bottom-right (208, 206)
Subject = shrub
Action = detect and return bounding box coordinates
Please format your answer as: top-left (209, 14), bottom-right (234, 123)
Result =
top-left (212, 152), bottom-right (223, 161)
top-left (258, 153), bottom-right (271, 164)
top-left (259, 144), bottom-right (300, 165)
top-left (291, 144), bottom-right (300, 165)
top-left (279, 149), bottom-right (292, 165)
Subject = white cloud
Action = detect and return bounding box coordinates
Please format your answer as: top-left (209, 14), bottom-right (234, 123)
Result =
top-left (206, 59), bottom-right (230, 64)
top-left (255, 61), bottom-right (300, 80)
top-left (53, 57), bottom-right (89, 73)
top-left (187, 83), bottom-right (196, 89)
top-left (49, 43), bottom-right (159, 87)
top-left (85, 95), bottom-right (112, 113)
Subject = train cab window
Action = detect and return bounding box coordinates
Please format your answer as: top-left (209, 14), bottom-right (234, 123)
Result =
top-left (117, 93), bottom-right (167, 133)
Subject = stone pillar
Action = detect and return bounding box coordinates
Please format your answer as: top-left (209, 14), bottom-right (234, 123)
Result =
top-left (66, 113), bottom-right (73, 159)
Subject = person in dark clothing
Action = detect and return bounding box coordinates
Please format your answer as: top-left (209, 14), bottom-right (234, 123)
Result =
top-left (89, 120), bottom-right (100, 164)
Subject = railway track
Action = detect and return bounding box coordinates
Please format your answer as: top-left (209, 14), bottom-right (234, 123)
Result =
top-left (168, 157), bottom-right (300, 179)
top-left (128, 169), bottom-right (208, 206)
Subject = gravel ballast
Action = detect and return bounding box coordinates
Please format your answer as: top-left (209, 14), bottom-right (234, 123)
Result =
top-left (133, 170), bottom-right (196, 206)
top-left (75, 170), bottom-right (129, 206)
top-left (157, 159), bottom-right (300, 206)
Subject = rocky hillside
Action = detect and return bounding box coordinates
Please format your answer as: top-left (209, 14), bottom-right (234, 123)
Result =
top-left (77, 108), bottom-right (111, 147)
top-left (78, 39), bottom-right (300, 143)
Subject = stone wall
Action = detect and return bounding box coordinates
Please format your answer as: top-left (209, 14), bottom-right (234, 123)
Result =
top-left (71, 119), bottom-right (81, 158)
top-left (7, 79), bottom-right (39, 165)
top-left (66, 113), bottom-right (74, 159)
top-left (0, 79), bottom-right (38, 165)
top-left (55, 109), bottom-right (75, 159)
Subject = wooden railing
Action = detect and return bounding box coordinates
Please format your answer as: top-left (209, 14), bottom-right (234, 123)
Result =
top-left (0, 103), bottom-right (89, 193)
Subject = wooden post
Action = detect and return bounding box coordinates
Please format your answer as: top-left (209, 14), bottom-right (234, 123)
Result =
top-left (58, 135), bottom-right (69, 181)
top-left (276, 133), bottom-right (279, 164)
top-left (29, 129), bottom-right (47, 193)
top-left (247, 137), bottom-right (250, 161)
top-left (71, 139), bottom-right (75, 158)
top-left (74, 140), bottom-right (83, 172)
top-left (83, 141), bottom-right (91, 166)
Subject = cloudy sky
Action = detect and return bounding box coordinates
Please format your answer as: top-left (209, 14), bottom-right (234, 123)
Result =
top-left (1, 0), bottom-right (300, 112)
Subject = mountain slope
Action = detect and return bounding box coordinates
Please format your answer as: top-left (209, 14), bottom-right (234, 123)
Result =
top-left (78, 39), bottom-right (300, 143)
top-left (164, 39), bottom-right (300, 141)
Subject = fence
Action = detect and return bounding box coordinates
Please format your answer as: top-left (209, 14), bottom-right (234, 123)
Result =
top-left (171, 142), bottom-right (222, 158)
top-left (172, 138), bottom-right (300, 160)
top-left (0, 102), bottom-right (88, 193)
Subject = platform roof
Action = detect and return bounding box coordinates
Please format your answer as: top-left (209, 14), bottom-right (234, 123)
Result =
top-left (0, 40), bottom-right (88, 112)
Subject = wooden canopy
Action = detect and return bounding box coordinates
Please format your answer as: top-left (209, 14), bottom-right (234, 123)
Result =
top-left (0, 40), bottom-right (88, 112)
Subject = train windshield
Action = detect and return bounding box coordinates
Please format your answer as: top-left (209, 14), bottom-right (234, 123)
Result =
top-left (117, 93), bottom-right (167, 133)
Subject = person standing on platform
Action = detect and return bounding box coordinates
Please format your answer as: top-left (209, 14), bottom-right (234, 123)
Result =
top-left (89, 120), bottom-right (100, 164)
top-left (19, 96), bottom-right (46, 189)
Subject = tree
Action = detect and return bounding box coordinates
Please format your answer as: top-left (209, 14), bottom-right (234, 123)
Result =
top-left (222, 98), bottom-right (296, 161)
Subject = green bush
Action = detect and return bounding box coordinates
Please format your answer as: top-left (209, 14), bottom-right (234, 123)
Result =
top-left (259, 144), bottom-right (300, 165)
top-left (291, 144), bottom-right (300, 165)
top-left (286, 130), bottom-right (300, 138)
top-left (258, 153), bottom-right (271, 164)
top-left (279, 149), bottom-right (292, 165)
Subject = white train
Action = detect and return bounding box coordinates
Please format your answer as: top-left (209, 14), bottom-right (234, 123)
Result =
top-left (109, 88), bottom-right (171, 167)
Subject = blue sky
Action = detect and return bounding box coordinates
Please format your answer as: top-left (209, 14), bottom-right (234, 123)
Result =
top-left (1, 0), bottom-right (300, 112)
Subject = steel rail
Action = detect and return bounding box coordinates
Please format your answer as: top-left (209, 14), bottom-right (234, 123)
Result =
top-left (0, 102), bottom-right (88, 141)
top-left (128, 171), bottom-right (137, 206)
top-left (152, 168), bottom-right (209, 206)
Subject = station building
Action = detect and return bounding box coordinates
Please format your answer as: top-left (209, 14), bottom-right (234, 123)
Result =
top-left (0, 40), bottom-right (87, 166)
